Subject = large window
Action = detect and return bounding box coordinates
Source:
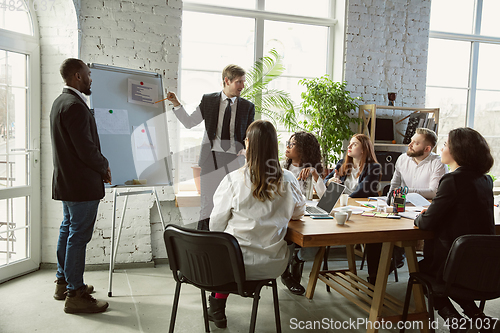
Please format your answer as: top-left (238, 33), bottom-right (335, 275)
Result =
top-left (177, 1), bottom-right (337, 190)
top-left (426, 0), bottom-right (500, 176)
top-left (0, 0), bottom-right (41, 281)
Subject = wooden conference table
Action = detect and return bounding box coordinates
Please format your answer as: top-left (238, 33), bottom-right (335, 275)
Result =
top-left (286, 198), bottom-right (500, 333)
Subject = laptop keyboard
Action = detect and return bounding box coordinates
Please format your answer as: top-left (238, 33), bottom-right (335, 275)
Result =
top-left (306, 206), bottom-right (326, 215)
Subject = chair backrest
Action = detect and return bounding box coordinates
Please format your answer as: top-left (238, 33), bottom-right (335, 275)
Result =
top-left (163, 224), bottom-right (247, 294)
top-left (443, 234), bottom-right (500, 294)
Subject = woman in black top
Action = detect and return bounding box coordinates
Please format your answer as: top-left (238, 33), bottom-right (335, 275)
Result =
top-left (415, 127), bottom-right (494, 325)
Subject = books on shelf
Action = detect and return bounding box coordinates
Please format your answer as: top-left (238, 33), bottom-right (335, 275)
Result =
top-left (403, 113), bottom-right (437, 144)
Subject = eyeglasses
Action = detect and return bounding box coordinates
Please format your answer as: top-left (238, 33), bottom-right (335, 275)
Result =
top-left (286, 141), bottom-right (295, 148)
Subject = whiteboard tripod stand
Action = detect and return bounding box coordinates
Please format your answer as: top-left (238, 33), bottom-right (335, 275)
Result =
top-left (107, 186), bottom-right (165, 297)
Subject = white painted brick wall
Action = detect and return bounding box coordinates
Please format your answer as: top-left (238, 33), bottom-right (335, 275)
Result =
top-left (38, 0), bottom-right (185, 266)
top-left (344, 0), bottom-right (431, 108)
top-left (36, 0), bottom-right (432, 266)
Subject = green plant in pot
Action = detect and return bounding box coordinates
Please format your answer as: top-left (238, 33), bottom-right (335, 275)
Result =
top-left (279, 75), bottom-right (361, 171)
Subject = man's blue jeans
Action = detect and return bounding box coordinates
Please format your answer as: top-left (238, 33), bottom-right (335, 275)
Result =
top-left (56, 200), bottom-right (100, 291)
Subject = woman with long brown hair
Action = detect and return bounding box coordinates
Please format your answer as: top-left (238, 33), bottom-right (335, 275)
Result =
top-left (208, 120), bottom-right (305, 329)
top-left (325, 134), bottom-right (381, 197)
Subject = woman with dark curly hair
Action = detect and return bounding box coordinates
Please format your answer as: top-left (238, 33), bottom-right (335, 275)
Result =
top-left (281, 131), bottom-right (325, 296)
top-left (283, 131), bottom-right (326, 198)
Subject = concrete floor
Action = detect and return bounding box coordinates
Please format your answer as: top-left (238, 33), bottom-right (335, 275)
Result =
top-left (1, 249), bottom-right (499, 333)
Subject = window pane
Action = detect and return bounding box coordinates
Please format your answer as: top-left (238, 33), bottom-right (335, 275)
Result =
top-left (426, 87), bottom-right (467, 135)
top-left (475, 90), bottom-right (500, 177)
top-left (185, 0), bottom-right (255, 10)
top-left (474, 90), bottom-right (500, 137)
top-left (477, 43), bottom-right (500, 91)
top-left (0, 196), bottom-right (28, 266)
top-left (480, 0), bottom-right (500, 37)
top-left (265, 0), bottom-right (331, 18)
top-left (177, 70), bottom-right (217, 185)
top-left (0, 1), bottom-right (33, 35)
top-left (426, 39), bottom-right (470, 89)
top-left (429, 0), bottom-right (474, 34)
top-left (264, 21), bottom-right (328, 78)
top-left (0, 51), bottom-right (28, 189)
top-left (181, 12), bottom-right (255, 72)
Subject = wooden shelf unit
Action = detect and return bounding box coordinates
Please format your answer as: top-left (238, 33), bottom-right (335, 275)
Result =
top-left (358, 104), bottom-right (440, 147)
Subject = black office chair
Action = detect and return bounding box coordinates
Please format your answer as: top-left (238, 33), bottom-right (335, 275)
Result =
top-left (163, 224), bottom-right (282, 333)
top-left (400, 234), bottom-right (500, 333)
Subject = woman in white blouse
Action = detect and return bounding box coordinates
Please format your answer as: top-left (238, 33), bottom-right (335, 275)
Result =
top-left (208, 120), bottom-right (305, 329)
top-left (281, 131), bottom-right (325, 295)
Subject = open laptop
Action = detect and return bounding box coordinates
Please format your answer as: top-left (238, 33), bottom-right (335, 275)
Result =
top-left (305, 182), bottom-right (346, 216)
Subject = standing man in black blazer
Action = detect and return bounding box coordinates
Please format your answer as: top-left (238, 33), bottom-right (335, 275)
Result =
top-left (50, 58), bottom-right (111, 314)
top-left (166, 65), bottom-right (255, 230)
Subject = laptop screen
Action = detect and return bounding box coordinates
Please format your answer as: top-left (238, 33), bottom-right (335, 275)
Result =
top-left (317, 182), bottom-right (346, 213)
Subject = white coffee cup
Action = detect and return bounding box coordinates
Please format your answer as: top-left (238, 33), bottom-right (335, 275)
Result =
top-left (339, 194), bottom-right (349, 206)
top-left (340, 207), bottom-right (352, 220)
top-left (334, 211), bottom-right (348, 225)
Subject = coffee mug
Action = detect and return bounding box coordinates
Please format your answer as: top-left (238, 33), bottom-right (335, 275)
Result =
top-left (340, 207), bottom-right (352, 220)
top-left (339, 194), bottom-right (349, 206)
top-left (334, 211), bottom-right (348, 225)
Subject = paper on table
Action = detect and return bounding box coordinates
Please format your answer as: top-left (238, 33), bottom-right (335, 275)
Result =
top-left (332, 205), bottom-right (374, 214)
top-left (406, 193), bottom-right (430, 207)
top-left (399, 211), bottom-right (419, 220)
top-left (405, 206), bottom-right (425, 212)
top-left (368, 196), bottom-right (387, 201)
top-left (94, 108), bottom-right (130, 135)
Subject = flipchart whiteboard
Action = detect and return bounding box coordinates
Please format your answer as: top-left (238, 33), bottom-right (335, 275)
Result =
top-left (88, 63), bottom-right (172, 187)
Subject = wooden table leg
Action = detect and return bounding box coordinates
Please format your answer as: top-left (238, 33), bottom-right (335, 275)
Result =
top-left (346, 244), bottom-right (357, 275)
top-left (367, 242), bottom-right (393, 333)
top-left (305, 246), bottom-right (326, 300)
top-left (405, 245), bottom-right (430, 333)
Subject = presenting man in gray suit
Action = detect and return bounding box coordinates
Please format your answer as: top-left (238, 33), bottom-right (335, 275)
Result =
top-left (166, 65), bottom-right (255, 230)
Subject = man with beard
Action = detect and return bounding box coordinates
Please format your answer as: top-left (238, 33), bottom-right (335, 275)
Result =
top-left (50, 58), bottom-right (111, 313)
top-left (365, 128), bottom-right (446, 285)
top-left (389, 127), bottom-right (446, 199)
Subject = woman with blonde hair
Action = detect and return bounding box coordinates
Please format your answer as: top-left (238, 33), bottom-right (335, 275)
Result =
top-left (208, 120), bottom-right (305, 328)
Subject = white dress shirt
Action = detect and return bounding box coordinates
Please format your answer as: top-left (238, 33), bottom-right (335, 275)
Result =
top-left (210, 168), bottom-right (306, 280)
top-left (173, 91), bottom-right (238, 154)
top-left (286, 163), bottom-right (327, 198)
top-left (343, 166), bottom-right (360, 195)
top-left (64, 86), bottom-right (88, 105)
top-left (389, 152), bottom-right (447, 199)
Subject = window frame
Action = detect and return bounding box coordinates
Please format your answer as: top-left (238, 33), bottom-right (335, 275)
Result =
top-left (176, 1), bottom-right (340, 193)
top-left (427, 0), bottom-right (500, 129)
top-left (0, 6), bottom-right (41, 280)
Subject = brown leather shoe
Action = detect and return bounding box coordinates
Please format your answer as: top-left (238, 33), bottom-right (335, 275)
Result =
top-left (64, 287), bottom-right (108, 314)
top-left (54, 279), bottom-right (94, 300)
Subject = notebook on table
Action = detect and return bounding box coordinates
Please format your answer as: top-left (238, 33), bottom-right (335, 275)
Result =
top-left (305, 182), bottom-right (346, 216)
